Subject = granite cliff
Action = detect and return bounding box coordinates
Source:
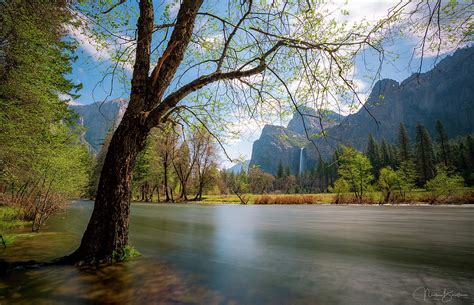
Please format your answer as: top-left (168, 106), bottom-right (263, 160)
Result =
top-left (250, 46), bottom-right (474, 175)
top-left (69, 98), bottom-right (128, 152)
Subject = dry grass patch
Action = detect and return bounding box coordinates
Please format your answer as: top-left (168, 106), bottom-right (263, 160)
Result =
top-left (254, 195), bottom-right (318, 204)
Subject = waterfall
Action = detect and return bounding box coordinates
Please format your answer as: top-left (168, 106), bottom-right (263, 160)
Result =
top-left (299, 147), bottom-right (304, 175)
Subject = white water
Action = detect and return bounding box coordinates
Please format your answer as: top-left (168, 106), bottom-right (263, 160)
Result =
top-left (299, 147), bottom-right (304, 174)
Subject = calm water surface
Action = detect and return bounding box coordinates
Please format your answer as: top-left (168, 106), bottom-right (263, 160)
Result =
top-left (1, 201), bottom-right (473, 304)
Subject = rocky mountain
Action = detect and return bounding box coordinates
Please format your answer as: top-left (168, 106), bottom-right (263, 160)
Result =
top-left (69, 98), bottom-right (128, 152)
top-left (250, 46), bottom-right (474, 175)
top-left (287, 107), bottom-right (345, 135)
top-left (250, 109), bottom-right (344, 174)
top-left (228, 160), bottom-right (250, 173)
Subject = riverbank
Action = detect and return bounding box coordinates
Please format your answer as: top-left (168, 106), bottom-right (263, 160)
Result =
top-left (0, 206), bottom-right (32, 246)
top-left (76, 188), bottom-right (474, 206)
top-left (140, 188), bottom-right (474, 205)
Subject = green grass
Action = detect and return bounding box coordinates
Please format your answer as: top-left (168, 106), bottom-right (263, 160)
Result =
top-left (0, 206), bottom-right (30, 229)
top-left (112, 244), bottom-right (141, 261)
top-left (123, 245), bottom-right (141, 260)
top-left (0, 206), bottom-right (31, 246)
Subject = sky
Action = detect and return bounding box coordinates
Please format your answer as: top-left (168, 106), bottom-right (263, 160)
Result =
top-left (67, 0), bottom-right (466, 168)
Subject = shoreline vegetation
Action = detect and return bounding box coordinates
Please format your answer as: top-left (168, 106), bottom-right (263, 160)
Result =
top-left (0, 206), bottom-right (32, 247)
top-left (124, 187), bottom-right (474, 205)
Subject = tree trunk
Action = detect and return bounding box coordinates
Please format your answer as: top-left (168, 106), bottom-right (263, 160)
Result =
top-left (156, 183), bottom-right (160, 203)
top-left (163, 158), bottom-right (170, 202)
top-left (180, 182), bottom-right (188, 201)
top-left (65, 117), bottom-right (150, 264)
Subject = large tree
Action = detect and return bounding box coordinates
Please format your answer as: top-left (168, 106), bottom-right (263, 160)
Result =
top-left (415, 123), bottom-right (436, 185)
top-left (435, 120), bottom-right (451, 167)
top-left (65, 0), bottom-right (473, 264)
top-left (0, 0), bottom-right (89, 231)
top-left (366, 134), bottom-right (380, 177)
top-left (338, 146), bottom-right (373, 202)
top-left (397, 123), bottom-right (411, 163)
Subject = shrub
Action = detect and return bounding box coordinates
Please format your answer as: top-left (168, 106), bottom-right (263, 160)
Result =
top-left (425, 166), bottom-right (464, 203)
top-left (379, 167), bottom-right (398, 203)
top-left (329, 178), bottom-right (350, 204)
top-left (112, 245), bottom-right (141, 261)
top-left (331, 193), bottom-right (378, 205)
top-left (395, 161), bottom-right (417, 200)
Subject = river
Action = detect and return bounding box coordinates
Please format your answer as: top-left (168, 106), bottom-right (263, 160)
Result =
top-left (1, 201), bottom-right (473, 304)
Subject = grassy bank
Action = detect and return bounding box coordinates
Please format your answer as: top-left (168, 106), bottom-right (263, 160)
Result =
top-left (191, 187), bottom-right (474, 205)
top-left (0, 206), bottom-right (31, 246)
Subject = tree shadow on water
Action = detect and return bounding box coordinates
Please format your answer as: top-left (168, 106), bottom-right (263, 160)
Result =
top-left (0, 258), bottom-right (235, 305)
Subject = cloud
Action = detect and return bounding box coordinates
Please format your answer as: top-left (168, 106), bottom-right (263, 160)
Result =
top-left (333, 0), bottom-right (400, 23)
top-left (166, 0), bottom-right (180, 19)
top-left (67, 25), bottom-right (112, 61)
top-left (58, 93), bottom-right (84, 105)
top-left (67, 11), bottom-right (135, 73)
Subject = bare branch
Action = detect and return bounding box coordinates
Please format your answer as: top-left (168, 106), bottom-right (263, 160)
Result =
top-left (102, 0), bottom-right (126, 15)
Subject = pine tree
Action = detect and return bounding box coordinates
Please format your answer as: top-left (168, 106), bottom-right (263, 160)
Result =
top-left (380, 138), bottom-right (391, 168)
top-left (435, 120), bottom-right (451, 167)
top-left (397, 124), bottom-right (411, 162)
top-left (454, 143), bottom-right (467, 173)
top-left (466, 135), bottom-right (474, 174)
top-left (389, 143), bottom-right (399, 168)
top-left (277, 160), bottom-right (284, 178)
top-left (415, 124), bottom-right (436, 185)
top-left (366, 134), bottom-right (380, 177)
top-left (454, 141), bottom-right (472, 184)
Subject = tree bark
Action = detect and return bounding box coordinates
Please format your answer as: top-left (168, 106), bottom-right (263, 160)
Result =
top-left (63, 0), bottom-right (157, 264)
top-left (163, 156), bottom-right (170, 202)
top-left (65, 118), bottom-right (150, 264)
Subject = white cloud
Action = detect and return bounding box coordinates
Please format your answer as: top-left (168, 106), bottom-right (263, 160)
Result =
top-left (59, 93), bottom-right (84, 105)
top-left (67, 25), bottom-right (111, 61)
top-left (67, 11), bottom-right (135, 73)
top-left (332, 0), bottom-right (400, 24)
top-left (67, 100), bottom-right (84, 106)
top-left (166, 0), bottom-right (180, 19)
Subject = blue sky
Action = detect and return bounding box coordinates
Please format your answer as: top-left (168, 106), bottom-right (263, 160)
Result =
top-left (67, 0), bottom-right (464, 168)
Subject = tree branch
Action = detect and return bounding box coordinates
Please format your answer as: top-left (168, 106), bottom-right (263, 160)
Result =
top-left (147, 0), bottom-right (204, 107)
top-left (102, 0), bottom-right (126, 14)
top-left (145, 41), bottom-right (285, 129)
top-left (126, 0), bottom-right (154, 117)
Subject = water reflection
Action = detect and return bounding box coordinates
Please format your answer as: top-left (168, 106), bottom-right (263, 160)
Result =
top-left (1, 202), bottom-right (473, 305)
top-left (0, 258), bottom-right (229, 305)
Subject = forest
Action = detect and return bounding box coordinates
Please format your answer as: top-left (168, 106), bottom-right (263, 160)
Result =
top-left (111, 120), bottom-right (474, 205)
top-left (0, 0), bottom-right (90, 232)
